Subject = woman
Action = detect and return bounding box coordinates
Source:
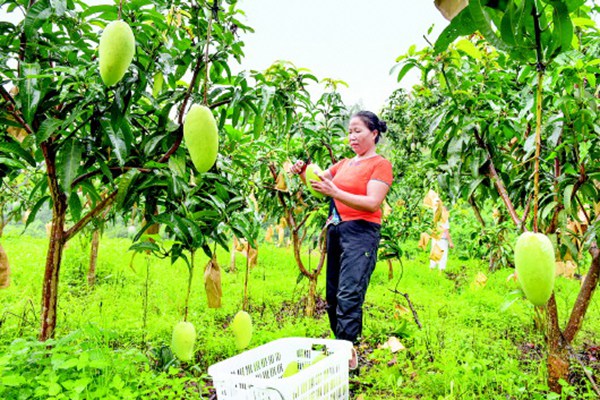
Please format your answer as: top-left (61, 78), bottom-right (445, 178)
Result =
top-left (291, 111), bottom-right (393, 362)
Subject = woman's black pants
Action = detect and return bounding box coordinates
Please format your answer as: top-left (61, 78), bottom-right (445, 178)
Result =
top-left (326, 220), bottom-right (380, 343)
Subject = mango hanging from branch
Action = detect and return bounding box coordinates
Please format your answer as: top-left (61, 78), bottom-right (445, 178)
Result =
top-left (171, 321), bottom-right (196, 362)
top-left (514, 232), bottom-right (556, 306)
top-left (231, 310), bottom-right (253, 350)
top-left (183, 105), bottom-right (219, 173)
top-left (99, 20), bottom-right (136, 87)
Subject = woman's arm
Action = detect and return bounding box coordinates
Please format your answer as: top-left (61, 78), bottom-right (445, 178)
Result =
top-left (310, 177), bottom-right (389, 213)
top-left (290, 160), bottom-right (333, 184)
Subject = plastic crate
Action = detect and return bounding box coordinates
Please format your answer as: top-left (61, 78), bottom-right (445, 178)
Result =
top-left (208, 337), bottom-right (353, 400)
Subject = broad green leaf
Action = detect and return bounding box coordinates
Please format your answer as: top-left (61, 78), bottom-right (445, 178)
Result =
top-left (563, 184), bottom-right (574, 214)
top-left (23, 0), bottom-right (52, 38)
top-left (468, 0), bottom-right (510, 53)
top-left (551, 3), bottom-right (573, 53)
top-left (25, 195), bottom-right (50, 228)
top-left (68, 192), bottom-right (82, 222)
top-left (116, 169), bottom-right (140, 210)
top-left (19, 63), bottom-right (42, 125)
top-left (58, 138), bottom-right (83, 193)
top-left (454, 39), bottom-right (482, 59)
top-left (0, 141), bottom-right (35, 167)
top-left (0, 157), bottom-right (26, 169)
top-left (168, 150), bottom-right (187, 178)
top-left (571, 17), bottom-right (596, 28)
top-left (394, 62), bottom-right (419, 83)
top-left (500, 1), bottom-right (518, 47)
top-left (36, 119), bottom-right (62, 145)
top-left (435, 8), bottom-right (478, 54)
top-left (1, 374), bottom-right (26, 386)
top-left (101, 119), bottom-right (127, 166)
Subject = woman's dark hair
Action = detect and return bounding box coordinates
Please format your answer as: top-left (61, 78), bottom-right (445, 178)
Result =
top-left (352, 111), bottom-right (387, 143)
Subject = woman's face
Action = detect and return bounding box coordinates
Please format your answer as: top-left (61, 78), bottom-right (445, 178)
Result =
top-left (348, 117), bottom-right (377, 156)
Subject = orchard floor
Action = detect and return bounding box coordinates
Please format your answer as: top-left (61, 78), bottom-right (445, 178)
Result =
top-left (1, 233), bottom-right (599, 399)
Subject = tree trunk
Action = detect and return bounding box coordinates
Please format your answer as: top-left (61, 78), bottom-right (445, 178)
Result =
top-left (547, 295), bottom-right (569, 393)
top-left (39, 203), bottom-right (67, 341)
top-left (544, 245), bottom-right (600, 392)
top-left (387, 259), bottom-right (394, 280)
top-left (305, 275), bottom-right (317, 317)
top-left (87, 229), bottom-right (100, 286)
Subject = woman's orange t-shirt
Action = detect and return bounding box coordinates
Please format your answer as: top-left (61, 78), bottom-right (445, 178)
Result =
top-left (327, 155), bottom-right (393, 225)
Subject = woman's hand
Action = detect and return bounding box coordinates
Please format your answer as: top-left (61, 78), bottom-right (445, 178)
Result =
top-left (289, 160), bottom-right (306, 175)
top-left (310, 174), bottom-right (338, 198)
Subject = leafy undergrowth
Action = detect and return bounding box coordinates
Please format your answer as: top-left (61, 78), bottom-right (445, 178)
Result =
top-left (0, 233), bottom-right (599, 399)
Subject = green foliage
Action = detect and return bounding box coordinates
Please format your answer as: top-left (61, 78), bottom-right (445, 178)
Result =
top-left (434, 0), bottom-right (586, 64)
top-left (391, 9), bottom-right (600, 255)
top-left (1, 235), bottom-right (600, 398)
top-left (0, 326), bottom-right (205, 399)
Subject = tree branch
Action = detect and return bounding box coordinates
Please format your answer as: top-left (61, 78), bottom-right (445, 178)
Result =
top-left (64, 190), bottom-right (118, 242)
top-left (389, 289), bottom-right (422, 329)
top-left (473, 128), bottom-right (523, 227)
top-left (564, 242), bottom-right (600, 342)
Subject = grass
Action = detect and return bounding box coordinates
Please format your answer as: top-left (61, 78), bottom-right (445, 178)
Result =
top-left (0, 228), bottom-right (599, 399)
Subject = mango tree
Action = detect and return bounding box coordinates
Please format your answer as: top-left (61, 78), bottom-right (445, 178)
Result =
top-left (393, 0), bottom-right (599, 393)
top-left (0, 0), bottom-right (258, 341)
top-left (249, 62), bottom-right (351, 316)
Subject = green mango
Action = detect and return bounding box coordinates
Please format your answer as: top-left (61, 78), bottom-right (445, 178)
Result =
top-left (282, 361), bottom-right (299, 377)
top-left (305, 164), bottom-right (324, 199)
top-left (171, 321), bottom-right (196, 362)
top-left (514, 232), bottom-right (556, 306)
top-left (231, 310), bottom-right (252, 350)
top-left (183, 105), bottom-right (219, 173)
top-left (99, 20), bottom-right (135, 87)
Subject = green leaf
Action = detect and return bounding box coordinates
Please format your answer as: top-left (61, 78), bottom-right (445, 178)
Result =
top-left (168, 150), bottom-right (187, 178)
top-left (500, 1), bottom-right (518, 47)
top-left (36, 119), bottom-right (62, 145)
top-left (435, 9), bottom-right (478, 54)
top-left (467, 177), bottom-right (485, 199)
top-left (468, 0), bottom-right (510, 52)
top-left (68, 192), bottom-right (82, 222)
top-left (0, 141), bottom-right (36, 167)
top-left (58, 138), bottom-right (83, 193)
top-left (80, 4), bottom-right (119, 19)
top-left (1, 374), bottom-right (27, 386)
top-left (454, 39), bottom-right (482, 59)
top-left (551, 2), bottom-right (573, 53)
top-left (23, 0), bottom-right (52, 38)
top-left (395, 62), bottom-right (419, 83)
top-left (101, 119), bottom-right (127, 166)
top-left (0, 157), bottom-right (26, 169)
top-left (563, 184), bottom-right (574, 214)
top-left (19, 63), bottom-right (42, 125)
top-left (116, 169), bottom-right (140, 210)
top-left (25, 195), bottom-right (50, 228)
